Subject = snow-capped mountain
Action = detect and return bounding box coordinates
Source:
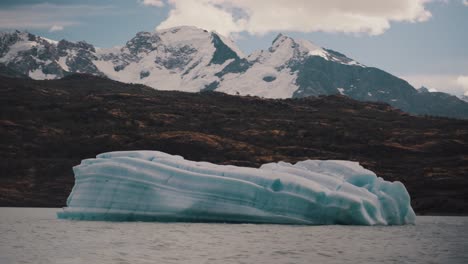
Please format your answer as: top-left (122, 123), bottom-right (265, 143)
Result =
top-left (0, 27), bottom-right (362, 97)
top-left (94, 27), bottom-right (244, 92)
top-left (0, 27), bottom-right (242, 91)
top-left (214, 33), bottom-right (364, 98)
top-left (0, 30), bottom-right (100, 79)
top-left (1, 27), bottom-right (468, 119)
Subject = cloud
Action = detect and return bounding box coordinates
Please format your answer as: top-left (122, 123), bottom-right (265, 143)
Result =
top-left (0, 3), bottom-right (113, 30)
top-left (156, 0), bottom-right (433, 36)
top-left (464, 0), bottom-right (468, 6)
top-left (49, 25), bottom-right (64, 32)
top-left (140, 0), bottom-right (165, 7)
top-left (401, 74), bottom-right (468, 96)
top-left (157, 0), bottom-right (244, 36)
top-left (456, 75), bottom-right (468, 95)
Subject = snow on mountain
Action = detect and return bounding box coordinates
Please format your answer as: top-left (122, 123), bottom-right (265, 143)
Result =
top-left (459, 95), bottom-right (468, 103)
top-left (0, 31), bottom-right (61, 79)
top-left (217, 33), bottom-right (364, 98)
top-left (0, 30), bottom-right (101, 79)
top-left (1, 27), bottom-right (468, 119)
top-left (94, 26), bottom-right (241, 92)
top-left (418, 86), bottom-right (439, 93)
top-left (216, 34), bottom-right (303, 98)
top-left (0, 31), bottom-right (37, 62)
top-left (0, 27), bottom-right (244, 92)
top-left (0, 27), bottom-right (362, 96)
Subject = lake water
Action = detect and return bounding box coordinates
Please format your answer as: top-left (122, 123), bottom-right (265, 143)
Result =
top-left (0, 208), bottom-right (467, 264)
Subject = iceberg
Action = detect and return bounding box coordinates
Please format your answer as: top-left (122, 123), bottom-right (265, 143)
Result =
top-left (58, 151), bottom-right (416, 225)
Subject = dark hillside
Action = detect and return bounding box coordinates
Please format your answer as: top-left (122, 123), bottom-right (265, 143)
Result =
top-left (1, 75), bottom-right (467, 214)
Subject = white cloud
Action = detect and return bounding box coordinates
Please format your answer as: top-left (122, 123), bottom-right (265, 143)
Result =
top-left (0, 3), bottom-right (113, 30)
top-left (401, 74), bottom-right (468, 96)
top-left (140, 0), bottom-right (165, 7)
top-left (463, 0), bottom-right (468, 6)
top-left (156, 0), bottom-right (433, 36)
top-left (456, 75), bottom-right (468, 95)
top-left (157, 0), bottom-right (244, 36)
top-left (49, 25), bottom-right (64, 32)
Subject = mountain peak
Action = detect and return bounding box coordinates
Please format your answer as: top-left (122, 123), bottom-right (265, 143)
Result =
top-left (134, 31), bottom-right (152, 37)
top-left (158, 25), bottom-right (209, 32)
top-left (156, 25), bottom-right (211, 38)
top-left (269, 34), bottom-right (295, 53)
top-left (268, 33), bottom-right (323, 55)
top-left (0, 30), bottom-right (30, 42)
top-left (418, 86), bottom-right (430, 93)
top-left (266, 33), bottom-right (364, 67)
top-left (125, 31), bottom-right (161, 54)
top-left (272, 33), bottom-right (287, 45)
top-left (2, 28), bottom-right (467, 119)
top-left (126, 26), bottom-right (213, 49)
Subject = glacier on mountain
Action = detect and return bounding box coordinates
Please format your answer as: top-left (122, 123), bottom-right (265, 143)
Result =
top-left (57, 151), bottom-right (416, 225)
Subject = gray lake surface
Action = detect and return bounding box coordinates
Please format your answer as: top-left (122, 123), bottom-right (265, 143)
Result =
top-left (0, 208), bottom-right (467, 264)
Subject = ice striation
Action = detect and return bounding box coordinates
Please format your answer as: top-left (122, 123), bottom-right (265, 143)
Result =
top-left (58, 151), bottom-right (415, 225)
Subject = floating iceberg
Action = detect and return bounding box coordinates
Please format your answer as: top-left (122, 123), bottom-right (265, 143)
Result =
top-left (58, 151), bottom-right (415, 225)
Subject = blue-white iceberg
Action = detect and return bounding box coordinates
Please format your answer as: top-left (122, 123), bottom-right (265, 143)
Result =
top-left (58, 151), bottom-right (415, 225)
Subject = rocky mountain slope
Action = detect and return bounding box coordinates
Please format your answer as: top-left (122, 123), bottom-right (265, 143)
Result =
top-left (1, 27), bottom-right (468, 119)
top-left (1, 75), bottom-right (467, 214)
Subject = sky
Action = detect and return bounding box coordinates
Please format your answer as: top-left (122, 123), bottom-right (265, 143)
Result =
top-left (0, 0), bottom-right (467, 96)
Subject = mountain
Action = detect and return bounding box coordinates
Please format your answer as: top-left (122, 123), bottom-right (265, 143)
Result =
top-left (1, 27), bottom-right (468, 119)
top-left (459, 95), bottom-right (468, 103)
top-left (0, 27), bottom-right (242, 92)
top-left (1, 75), bottom-right (467, 214)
